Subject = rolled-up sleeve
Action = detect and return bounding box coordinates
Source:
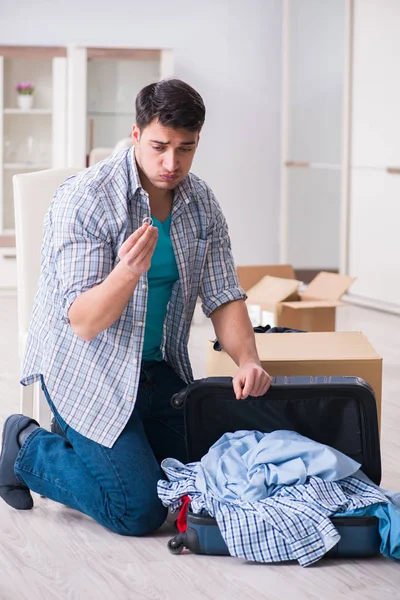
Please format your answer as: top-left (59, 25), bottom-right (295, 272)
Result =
top-left (51, 184), bottom-right (113, 323)
top-left (199, 191), bottom-right (246, 317)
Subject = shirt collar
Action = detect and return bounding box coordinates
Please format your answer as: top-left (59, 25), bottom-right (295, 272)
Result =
top-left (129, 146), bottom-right (143, 195)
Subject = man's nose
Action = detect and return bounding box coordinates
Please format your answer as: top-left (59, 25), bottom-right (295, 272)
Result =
top-left (163, 151), bottom-right (178, 172)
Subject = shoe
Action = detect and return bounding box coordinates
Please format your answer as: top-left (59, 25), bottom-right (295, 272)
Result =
top-left (0, 414), bottom-right (39, 510)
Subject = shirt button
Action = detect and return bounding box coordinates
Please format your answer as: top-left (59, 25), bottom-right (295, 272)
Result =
top-left (143, 214), bottom-right (148, 218)
top-left (138, 321), bottom-right (144, 327)
top-left (132, 358), bottom-right (138, 365)
top-left (142, 284), bottom-right (147, 290)
top-left (127, 396), bottom-right (135, 402)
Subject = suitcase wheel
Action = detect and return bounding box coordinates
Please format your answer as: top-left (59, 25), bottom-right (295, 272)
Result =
top-left (168, 534), bottom-right (185, 555)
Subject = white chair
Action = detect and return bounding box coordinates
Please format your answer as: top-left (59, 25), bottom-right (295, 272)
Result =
top-left (88, 137), bottom-right (132, 166)
top-left (13, 168), bottom-right (78, 428)
top-left (89, 147), bottom-right (113, 166)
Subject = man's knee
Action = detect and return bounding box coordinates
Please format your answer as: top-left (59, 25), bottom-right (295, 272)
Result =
top-left (105, 481), bottom-right (168, 536)
top-left (109, 501), bottom-right (168, 536)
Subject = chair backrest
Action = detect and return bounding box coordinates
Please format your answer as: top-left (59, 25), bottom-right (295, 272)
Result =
top-left (13, 168), bottom-right (78, 343)
top-left (89, 146), bottom-right (112, 166)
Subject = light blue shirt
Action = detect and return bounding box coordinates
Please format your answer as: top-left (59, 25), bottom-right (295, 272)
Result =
top-left (195, 429), bottom-right (361, 502)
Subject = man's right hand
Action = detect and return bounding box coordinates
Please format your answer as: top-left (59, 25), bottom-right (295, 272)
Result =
top-left (118, 223), bottom-right (158, 276)
top-left (69, 223), bottom-right (158, 341)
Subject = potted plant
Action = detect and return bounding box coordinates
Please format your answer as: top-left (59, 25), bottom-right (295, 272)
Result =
top-left (16, 82), bottom-right (35, 110)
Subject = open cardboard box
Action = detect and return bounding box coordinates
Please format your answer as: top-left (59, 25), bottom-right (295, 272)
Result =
top-left (237, 266), bottom-right (355, 332)
top-left (244, 273), bottom-right (301, 328)
top-left (206, 331), bottom-right (382, 427)
top-left (237, 265), bottom-right (297, 292)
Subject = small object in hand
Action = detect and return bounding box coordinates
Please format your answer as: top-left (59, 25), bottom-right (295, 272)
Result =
top-left (142, 216), bottom-right (153, 226)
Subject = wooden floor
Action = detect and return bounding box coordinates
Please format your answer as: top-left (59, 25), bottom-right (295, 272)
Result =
top-left (0, 294), bottom-right (400, 600)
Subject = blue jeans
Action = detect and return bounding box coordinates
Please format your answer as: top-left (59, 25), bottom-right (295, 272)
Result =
top-left (14, 360), bottom-right (187, 536)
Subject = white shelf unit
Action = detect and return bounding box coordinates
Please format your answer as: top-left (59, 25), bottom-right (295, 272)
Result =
top-left (0, 44), bottom-right (174, 288)
top-left (67, 45), bottom-right (174, 168)
top-left (4, 108), bottom-right (52, 115)
top-left (4, 163), bottom-right (51, 170)
top-left (0, 46), bottom-right (68, 288)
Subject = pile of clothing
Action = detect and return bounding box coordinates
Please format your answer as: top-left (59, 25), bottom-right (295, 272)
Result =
top-left (158, 430), bottom-right (400, 566)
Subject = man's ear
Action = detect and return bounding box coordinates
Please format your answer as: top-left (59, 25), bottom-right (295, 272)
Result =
top-left (132, 125), bottom-right (141, 146)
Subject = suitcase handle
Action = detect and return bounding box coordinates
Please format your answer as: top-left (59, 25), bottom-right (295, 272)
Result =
top-left (171, 376), bottom-right (374, 408)
top-left (171, 377), bottom-right (234, 408)
top-left (201, 377), bottom-right (234, 384)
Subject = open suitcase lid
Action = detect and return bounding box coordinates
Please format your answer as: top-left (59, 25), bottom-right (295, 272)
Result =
top-left (172, 376), bottom-right (381, 486)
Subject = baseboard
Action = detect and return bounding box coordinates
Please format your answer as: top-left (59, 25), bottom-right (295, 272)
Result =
top-left (343, 293), bottom-right (400, 316)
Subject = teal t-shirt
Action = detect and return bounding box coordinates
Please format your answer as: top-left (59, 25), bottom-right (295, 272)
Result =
top-left (142, 214), bottom-right (179, 361)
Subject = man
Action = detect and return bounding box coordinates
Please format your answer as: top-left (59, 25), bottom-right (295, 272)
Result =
top-left (0, 79), bottom-right (271, 535)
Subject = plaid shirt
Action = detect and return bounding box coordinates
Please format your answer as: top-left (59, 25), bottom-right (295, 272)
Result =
top-left (21, 148), bottom-right (245, 447)
top-left (158, 460), bottom-right (389, 567)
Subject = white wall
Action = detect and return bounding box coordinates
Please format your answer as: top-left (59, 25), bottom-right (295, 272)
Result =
top-left (1, 0), bottom-right (283, 266)
top-left (284, 0), bottom-right (346, 270)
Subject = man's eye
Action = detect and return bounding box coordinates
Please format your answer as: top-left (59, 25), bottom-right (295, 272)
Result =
top-left (153, 146), bottom-right (165, 152)
top-left (180, 147), bottom-right (193, 153)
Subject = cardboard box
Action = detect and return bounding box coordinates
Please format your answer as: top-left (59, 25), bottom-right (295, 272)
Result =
top-left (237, 264), bottom-right (296, 292)
top-left (206, 331), bottom-right (383, 427)
top-left (246, 275), bottom-right (301, 327)
top-left (243, 270), bottom-right (355, 332)
top-left (245, 274), bottom-right (302, 328)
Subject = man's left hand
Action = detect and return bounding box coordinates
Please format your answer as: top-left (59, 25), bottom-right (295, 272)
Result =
top-left (232, 362), bottom-right (272, 400)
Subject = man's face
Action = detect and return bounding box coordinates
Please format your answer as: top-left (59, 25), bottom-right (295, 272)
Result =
top-left (132, 118), bottom-right (200, 190)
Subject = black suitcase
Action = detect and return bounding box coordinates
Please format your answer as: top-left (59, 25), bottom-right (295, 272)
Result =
top-left (167, 376), bottom-right (382, 560)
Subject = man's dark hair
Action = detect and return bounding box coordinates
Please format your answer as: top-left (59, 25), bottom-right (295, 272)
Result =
top-left (135, 79), bottom-right (206, 132)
